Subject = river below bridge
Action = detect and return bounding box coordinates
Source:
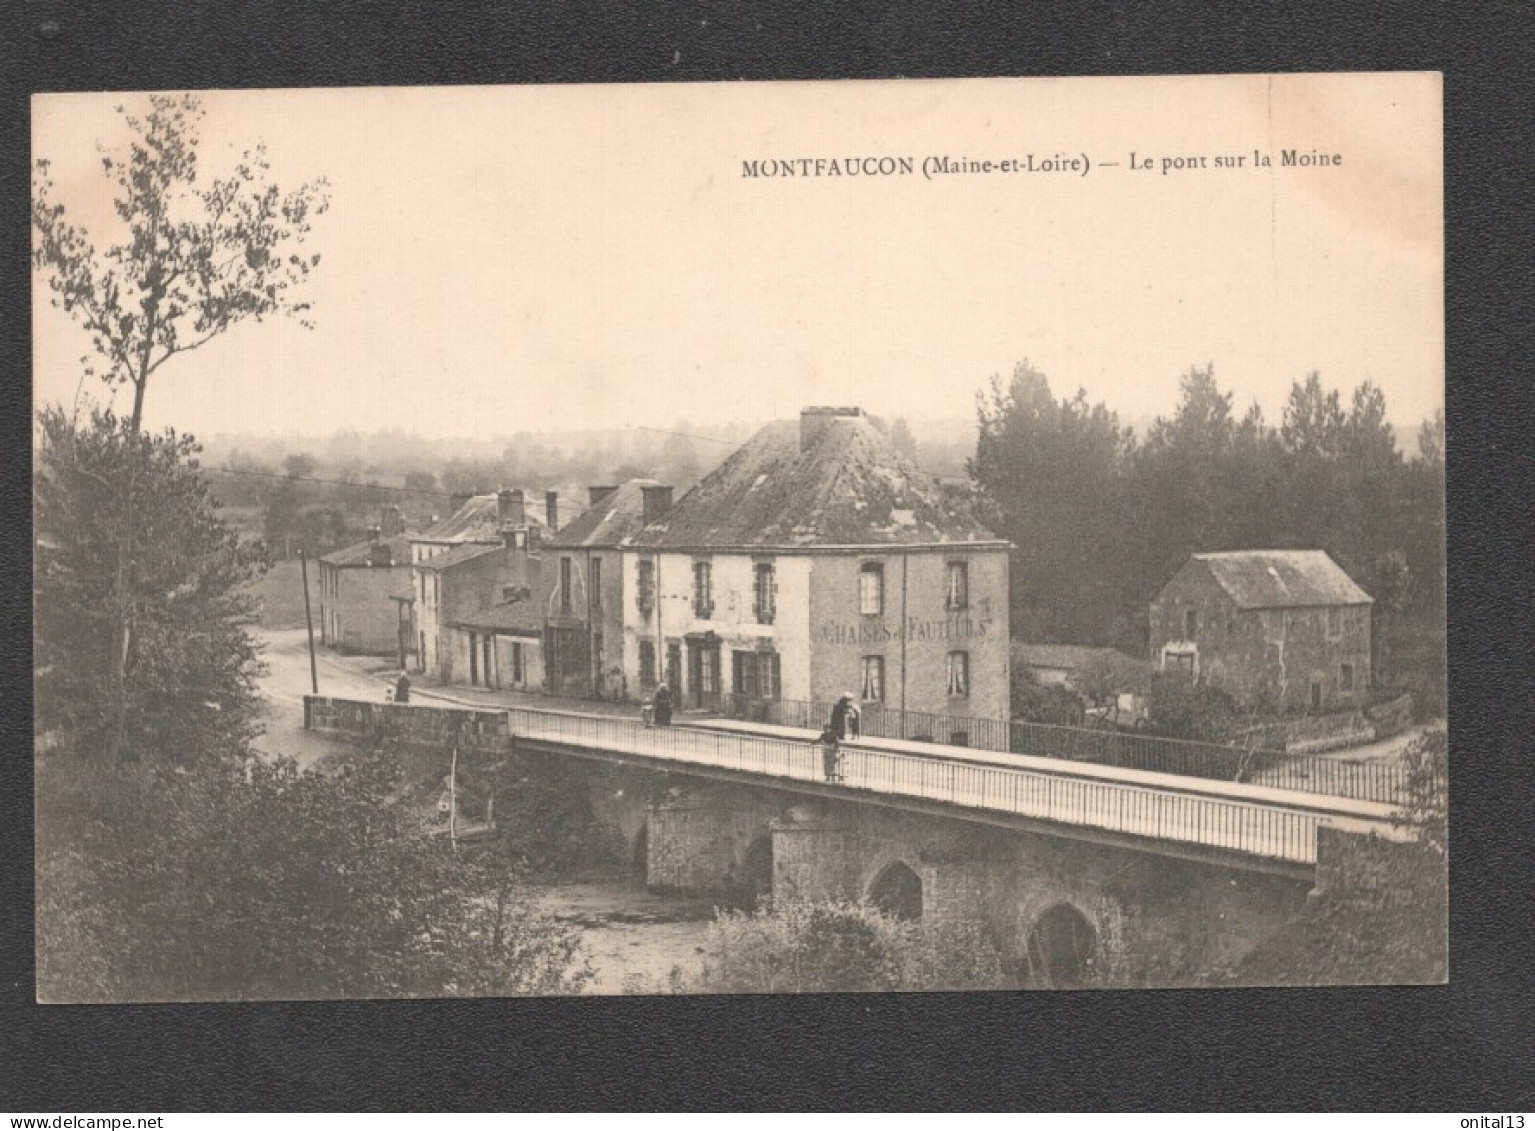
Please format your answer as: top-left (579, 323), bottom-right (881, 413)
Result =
top-left (541, 881), bottom-right (717, 995)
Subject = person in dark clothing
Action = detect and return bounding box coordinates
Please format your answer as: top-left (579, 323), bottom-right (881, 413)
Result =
top-left (829, 693), bottom-right (860, 741)
top-left (394, 672), bottom-right (411, 704)
top-left (819, 725), bottom-right (842, 782)
top-left (652, 682), bottom-right (673, 727)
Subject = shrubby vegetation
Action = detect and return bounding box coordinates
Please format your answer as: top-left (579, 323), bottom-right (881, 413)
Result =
top-left (697, 900), bottom-right (1008, 993)
top-left (36, 751), bottom-right (589, 1002)
top-left (1223, 729), bottom-right (1448, 985)
top-left (33, 403), bottom-right (588, 1003)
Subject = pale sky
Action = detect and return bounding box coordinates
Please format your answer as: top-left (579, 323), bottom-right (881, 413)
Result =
top-left (32, 74), bottom-right (1443, 440)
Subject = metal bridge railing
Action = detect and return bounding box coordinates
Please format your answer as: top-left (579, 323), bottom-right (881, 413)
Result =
top-left (713, 692), bottom-right (1407, 804)
top-left (505, 706), bottom-right (1324, 865)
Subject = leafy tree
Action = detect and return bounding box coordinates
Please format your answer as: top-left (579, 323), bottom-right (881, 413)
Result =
top-left (972, 362), bottom-right (1135, 646)
top-left (34, 407), bottom-right (265, 761)
top-left (32, 93), bottom-right (329, 436)
top-left (33, 94), bottom-right (327, 738)
top-left (1227, 729), bottom-right (1447, 985)
top-left (888, 416), bottom-right (919, 458)
top-left (658, 425), bottom-right (702, 488)
top-left (402, 469), bottom-right (439, 494)
top-left (35, 749), bottom-right (590, 1002)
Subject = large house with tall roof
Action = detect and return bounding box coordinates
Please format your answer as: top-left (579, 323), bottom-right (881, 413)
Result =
top-left (620, 407), bottom-right (1012, 727)
top-left (1149, 550), bottom-right (1373, 714)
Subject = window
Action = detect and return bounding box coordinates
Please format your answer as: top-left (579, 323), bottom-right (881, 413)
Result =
top-left (946, 561), bottom-right (969, 611)
top-left (1327, 607), bottom-right (1343, 639)
top-left (693, 560), bottom-right (714, 618)
top-left (636, 559), bottom-right (656, 614)
top-left (753, 562), bottom-right (777, 624)
top-left (638, 640), bottom-right (657, 689)
top-left (1184, 608), bottom-right (1197, 639)
top-left (511, 641), bottom-right (525, 684)
top-left (590, 557), bottom-right (603, 610)
top-left (559, 557), bottom-right (573, 613)
top-left (732, 650), bottom-right (781, 699)
top-left (431, 574), bottom-right (439, 607)
top-left (859, 563), bottom-right (885, 616)
top-left (469, 633), bottom-right (479, 685)
top-left (860, 655), bottom-right (885, 702)
top-left (946, 651), bottom-right (970, 698)
top-left (1339, 662), bottom-right (1355, 693)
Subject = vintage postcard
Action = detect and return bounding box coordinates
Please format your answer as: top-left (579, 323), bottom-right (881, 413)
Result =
top-left (32, 73), bottom-right (1444, 1001)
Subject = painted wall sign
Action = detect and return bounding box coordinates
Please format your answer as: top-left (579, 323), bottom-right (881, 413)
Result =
top-left (815, 617), bottom-right (992, 646)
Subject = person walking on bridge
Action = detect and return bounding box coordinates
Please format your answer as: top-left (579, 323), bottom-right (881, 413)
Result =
top-left (830, 692), bottom-right (860, 742)
top-left (652, 681), bottom-right (674, 727)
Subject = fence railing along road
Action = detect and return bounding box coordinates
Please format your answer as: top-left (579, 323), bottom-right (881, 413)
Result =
top-left (713, 693), bottom-right (1408, 804)
top-left (504, 706), bottom-right (1385, 866)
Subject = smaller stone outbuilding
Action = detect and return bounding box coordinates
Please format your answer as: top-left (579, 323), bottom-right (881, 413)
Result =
top-left (317, 507), bottom-right (412, 655)
top-left (451, 596), bottom-right (545, 693)
top-left (1149, 550), bottom-right (1373, 714)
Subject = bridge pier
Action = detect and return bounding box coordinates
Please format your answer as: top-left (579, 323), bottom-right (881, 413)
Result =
top-left (645, 786), bottom-right (781, 900)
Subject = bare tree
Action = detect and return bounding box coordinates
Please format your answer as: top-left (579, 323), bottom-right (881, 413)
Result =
top-left (32, 93), bottom-right (330, 435)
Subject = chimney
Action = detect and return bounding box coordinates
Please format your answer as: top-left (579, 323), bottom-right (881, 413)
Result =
top-left (498, 488), bottom-right (525, 528)
top-left (641, 484), bottom-right (674, 524)
top-left (380, 504), bottom-right (402, 539)
top-left (588, 485), bottom-right (619, 507)
top-left (800, 405), bottom-right (864, 451)
top-left (545, 490), bottom-right (559, 530)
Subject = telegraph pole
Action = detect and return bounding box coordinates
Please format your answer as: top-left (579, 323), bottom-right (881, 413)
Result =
top-left (298, 548), bottom-right (319, 695)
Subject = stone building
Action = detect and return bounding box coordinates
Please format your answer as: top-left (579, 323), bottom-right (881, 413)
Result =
top-left (316, 506), bottom-right (412, 655)
top-left (539, 479), bottom-right (673, 699)
top-left (623, 407), bottom-right (1012, 728)
top-left (405, 490), bottom-right (545, 682)
top-left (1148, 550), bottom-right (1373, 714)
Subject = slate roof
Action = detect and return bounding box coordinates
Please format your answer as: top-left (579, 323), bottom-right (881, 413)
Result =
top-left (629, 414), bottom-right (999, 549)
top-left (415, 543), bottom-right (503, 573)
top-left (451, 600), bottom-right (544, 636)
top-left (1191, 550), bottom-right (1373, 609)
top-left (416, 492), bottom-right (548, 544)
top-left (318, 533), bottom-right (414, 568)
top-left (548, 479), bottom-right (663, 549)
top-left (1013, 644), bottom-right (1142, 672)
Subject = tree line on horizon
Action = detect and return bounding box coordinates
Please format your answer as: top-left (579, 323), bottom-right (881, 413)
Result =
top-left (970, 361), bottom-right (1445, 714)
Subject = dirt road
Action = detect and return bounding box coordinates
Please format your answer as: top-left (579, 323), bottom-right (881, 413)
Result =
top-left (253, 627), bottom-right (391, 766)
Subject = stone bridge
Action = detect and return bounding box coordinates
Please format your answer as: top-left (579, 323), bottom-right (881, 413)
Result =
top-left (304, 694), bottom-right (1399, 985)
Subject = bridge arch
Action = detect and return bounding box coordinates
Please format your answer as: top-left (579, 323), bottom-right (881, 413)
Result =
top-left (1023, 901), bottom-right (1098, 988)
top-left (867, 860), bottom-right (924, 920)
top-left (742, 834), bottom-right (774, 908)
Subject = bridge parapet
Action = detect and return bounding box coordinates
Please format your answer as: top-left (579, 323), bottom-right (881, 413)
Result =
top-left (304, 695), bottom-right (512, 751)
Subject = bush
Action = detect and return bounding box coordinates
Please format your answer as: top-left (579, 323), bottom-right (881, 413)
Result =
top-left (1011, 676), bottom-right (1086, 727)
top-left (1140, 674), bottom-right (1241, 743)
top-left (697, 900), bottom-right (1008, 993)
top-left (35, 747), bottom-right (590, 1002)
